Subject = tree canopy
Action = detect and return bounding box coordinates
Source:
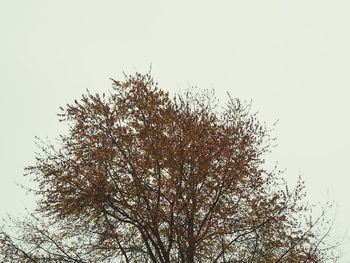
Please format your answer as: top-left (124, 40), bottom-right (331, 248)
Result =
top-left (0, 73), bottom-right (336, 262)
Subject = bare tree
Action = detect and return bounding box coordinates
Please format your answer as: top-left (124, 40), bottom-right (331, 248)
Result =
top-left (0, 73), bottom-right (337, 262)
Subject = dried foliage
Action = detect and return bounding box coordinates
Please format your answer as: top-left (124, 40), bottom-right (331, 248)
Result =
top-left (0, 73), bottom-right (337, 262)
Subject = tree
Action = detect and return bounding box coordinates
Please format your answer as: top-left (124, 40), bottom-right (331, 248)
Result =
top-left (0, 73), bottom-right (337, 262)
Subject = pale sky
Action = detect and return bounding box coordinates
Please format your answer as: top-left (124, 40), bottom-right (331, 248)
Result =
top-left (1, 0), bottom-right (350, 261)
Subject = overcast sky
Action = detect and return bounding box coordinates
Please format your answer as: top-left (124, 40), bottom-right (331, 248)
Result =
top-left (1, 0), bottom-right (350, 261)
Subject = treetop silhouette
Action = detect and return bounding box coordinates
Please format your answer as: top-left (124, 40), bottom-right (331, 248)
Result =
top-left (0, 72), bottom-right (336, 262)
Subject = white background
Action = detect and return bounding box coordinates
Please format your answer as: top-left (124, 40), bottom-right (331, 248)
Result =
top-left (1, 1), bottom-right (349, 261)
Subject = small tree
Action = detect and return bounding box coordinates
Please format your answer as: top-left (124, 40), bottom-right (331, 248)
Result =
top-left (0, 73), bottom-right (336, 262)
